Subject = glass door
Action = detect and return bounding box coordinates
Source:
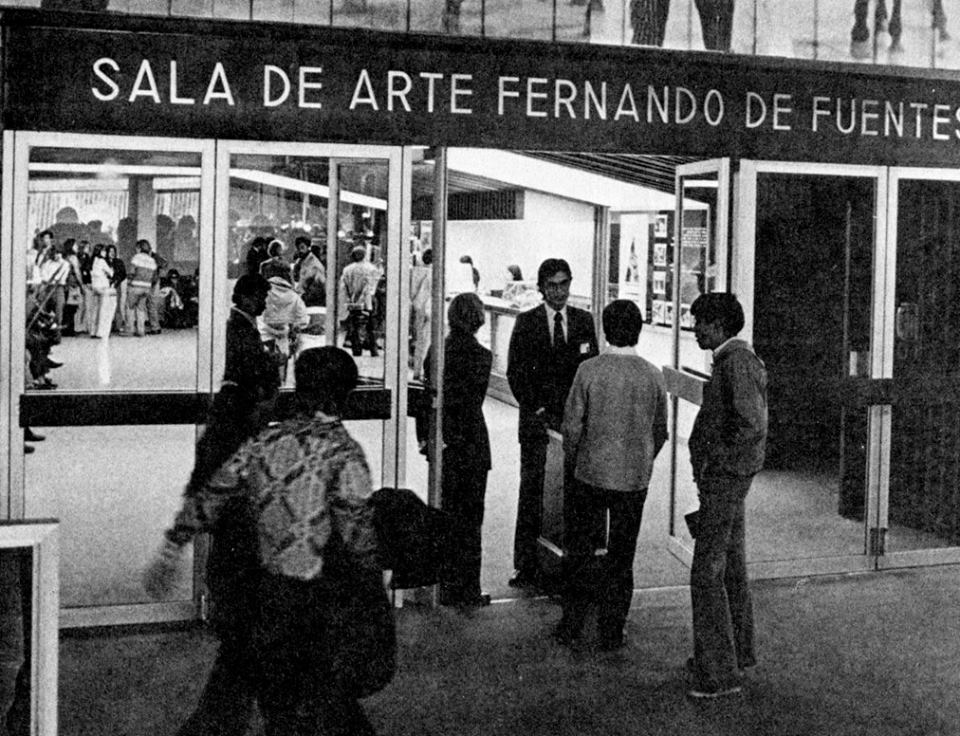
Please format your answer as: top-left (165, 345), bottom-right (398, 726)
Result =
top-left (1, 131), bottom-right (215, 627)
top-left (731, 161), bottom-right (887, 579)
top-left (215, 142), bottom-right (409, 490)
top-left (664, 159), bottom-right (729, 565)
top-left (878, 168), bottom-right (960, 568)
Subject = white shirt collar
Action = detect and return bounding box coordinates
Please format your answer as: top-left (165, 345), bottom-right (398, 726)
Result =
top-left (605, 345), bottom-right (637, 356)
top-left (712, 336), bottom-right (738, 357)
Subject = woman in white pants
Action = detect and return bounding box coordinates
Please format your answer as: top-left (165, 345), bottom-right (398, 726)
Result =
top-left (90, 245), bottom-right (116, 339)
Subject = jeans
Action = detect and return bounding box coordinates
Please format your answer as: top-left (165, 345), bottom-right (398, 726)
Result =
top-left (690, 474), bottom-right (756, 686)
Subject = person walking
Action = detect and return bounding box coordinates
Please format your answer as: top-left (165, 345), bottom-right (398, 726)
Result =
top-left (685, 292), bottom-right (768, 699)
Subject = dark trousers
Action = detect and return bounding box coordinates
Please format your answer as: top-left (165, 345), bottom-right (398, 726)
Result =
top-left (513, 438), bottom-right (547, 577)
top-left (175, 632), bottom-right (258, 736)
top-left (346, 309), bottom-right (378, 357)
top-left (694, 0), bottom-right (734, 51)
top-left (690, 475), bottom-right (756, 687)
top-left (852, 0), bottom-right (903, 42)
top-left (5, 550), bottom-right (32, 736)
top-left (440, 455), bottom-right (487, 603)
top-left (559, 482), bottom-right (647, 643)
top-left (630, 0), bottom-right (670, 46)
top-left (178, 389), bottom-right (267, 736)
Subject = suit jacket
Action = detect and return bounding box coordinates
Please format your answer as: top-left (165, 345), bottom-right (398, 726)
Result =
top-left (689, 338), bottom-right (768, 481)
top-left (421, 330), bottom-right (492, 471)
top-left (507, 303), bottom-right (598, 442)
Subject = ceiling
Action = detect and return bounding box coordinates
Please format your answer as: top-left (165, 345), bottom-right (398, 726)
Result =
top-left (413, 152), bottom-right (697, 198)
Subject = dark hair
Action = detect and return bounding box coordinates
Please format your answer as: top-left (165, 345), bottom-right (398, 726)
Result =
top-left (602, 300), bottom-right (643, 347)
top-left (690, 292), bottom-right (745, 337)
top-left (232, 273), bottom-right (270, 305)
top-left (295, 347), bottom-right (359, 412)
top-left (537, 258), bottom-right (572, 287)
top-left (37, 229), bottom-right (53, 240)
top-left (421, 248), bottom-right (433, 266)
top-left (268, 239), bottom-right (284, 258)
top-left (136, 239), bottom-right (151, 253)
top-left (350, 246), bottom-right (367, 262)
top-left (459, 255), bottom-right (473, 265)
top-left (506, 264), bottom-right (523, 281)
top-left (448, 292), bottom-right (485, 335)
top-left (295, 236), bottom-right (311, 249)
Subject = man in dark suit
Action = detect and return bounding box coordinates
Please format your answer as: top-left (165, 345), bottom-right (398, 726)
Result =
top-left (506, 258), bottom-right (598, 589)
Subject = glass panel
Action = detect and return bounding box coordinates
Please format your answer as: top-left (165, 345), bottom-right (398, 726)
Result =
top-left (408, 0), bottom-right (482, 35)
top-left (807, 0), bottom-right (937, 67)
top-left (887, 178), bottom-right (960, 552)
top-left (485, 0), bottom-right (554, 41)
top-left (749, 172), bottom-right (874, 561)
top-left (25, 147), bottom-right (201, 392)
top-left (24, 425), bottom-right (194, 607)
top-left (226, 151), bottom-right (386, 471)
top-left (332, 0), bottom-right (409, 32)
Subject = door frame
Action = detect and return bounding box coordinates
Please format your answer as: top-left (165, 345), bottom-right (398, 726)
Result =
top-left (877, 166), bottom-right (960, 569)
top-left (1, 132), bottom-right (413, 627)
top-left (665, 158), bottom-right (730, 562)
top-left (736, 160), bottom-right (887, 579)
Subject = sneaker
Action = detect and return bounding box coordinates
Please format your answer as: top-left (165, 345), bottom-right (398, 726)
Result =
top-left (687, 678), bottom-right (743, 700)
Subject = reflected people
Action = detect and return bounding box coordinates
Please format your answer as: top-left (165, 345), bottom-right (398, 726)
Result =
top-left (506, 258), bottom-right (598, 590)
top-left (338, 246), bottom-right (380, 358)
top-left (422, 292), bottom-right (493, 608)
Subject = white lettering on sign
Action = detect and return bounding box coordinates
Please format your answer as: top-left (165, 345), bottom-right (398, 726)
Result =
top-left (82, 55), bottom-right (960, 147)
top-left (263, 65), bottom-right (291, 107)
top-left (91, 57), bottom-right (120, 101)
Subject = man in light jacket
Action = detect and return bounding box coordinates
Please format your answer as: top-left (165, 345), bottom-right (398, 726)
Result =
top-left (558, 299), bottom-right (667, 651)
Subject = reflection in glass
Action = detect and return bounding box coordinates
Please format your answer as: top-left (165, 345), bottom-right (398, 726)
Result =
top-left (25, 148), bottom-right (201, 393)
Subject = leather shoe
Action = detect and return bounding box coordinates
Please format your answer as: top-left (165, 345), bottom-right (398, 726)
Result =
top-left (24, 429), bottom-right (45, 442)
top-left (23, 444), bottom-right (34, 454)
top-left (44, 359), bottom-right (63, 369)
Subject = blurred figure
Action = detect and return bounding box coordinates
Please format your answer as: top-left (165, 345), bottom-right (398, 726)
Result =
top-left (506, 264), bottom-right (524, 282)
top-left (296, 239), bottom-right (326, 308)
top-left (146, 347), bottom-right (389, 736)
top-left (339, 246), bottom-right (380, 357)
top-left (144, 273), bottom-right (280, 736)
top-left (260, 239), bottom-right (292, 282)
top-left (409, 249), bottom-right (433, 381)
top-left (159, 269), bottom-right (189, 329)
top-left (105, 244), bottom-right (127, 335)
top-left (127, 239), bottom-right (157, 337)
top-left (260, 275), bottom-right (309, 382)
top-left (90, 244), bottom-right (115, 339)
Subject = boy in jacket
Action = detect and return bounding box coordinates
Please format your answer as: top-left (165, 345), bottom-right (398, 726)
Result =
top-left (687, 292), bottom-right (768, 699)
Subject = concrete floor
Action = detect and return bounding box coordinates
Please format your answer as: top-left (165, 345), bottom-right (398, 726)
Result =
top-left (49, 563), bottom-right (960, 736)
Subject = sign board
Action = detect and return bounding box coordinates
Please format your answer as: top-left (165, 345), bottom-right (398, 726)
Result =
top-left (5, 10), bottom-right (960, 165)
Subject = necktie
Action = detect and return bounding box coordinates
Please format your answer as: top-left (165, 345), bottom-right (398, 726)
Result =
top-left (553, 312), bottom-right (565, 349)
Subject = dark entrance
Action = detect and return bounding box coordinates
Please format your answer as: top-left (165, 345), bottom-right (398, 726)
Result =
top-left (752, 174), bottom-right (875, 519)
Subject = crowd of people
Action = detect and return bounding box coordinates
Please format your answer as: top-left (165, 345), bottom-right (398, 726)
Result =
top-left (140, 251), bottom-right (766, 736)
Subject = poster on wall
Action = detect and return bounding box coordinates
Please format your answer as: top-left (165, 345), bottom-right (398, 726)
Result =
top-left (618, 214), bottom-right (648, 311)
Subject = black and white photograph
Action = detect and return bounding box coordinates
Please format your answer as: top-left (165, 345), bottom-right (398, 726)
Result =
top-left (2, 1), bottom-right (960, 735)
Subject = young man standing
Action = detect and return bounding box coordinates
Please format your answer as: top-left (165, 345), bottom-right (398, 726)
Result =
top-left (558, 299), bottom-right (667, 650)
top-left (686, 292), bottom-right (768, 699)
top-left (506, 258), bottom-right (598, 589)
